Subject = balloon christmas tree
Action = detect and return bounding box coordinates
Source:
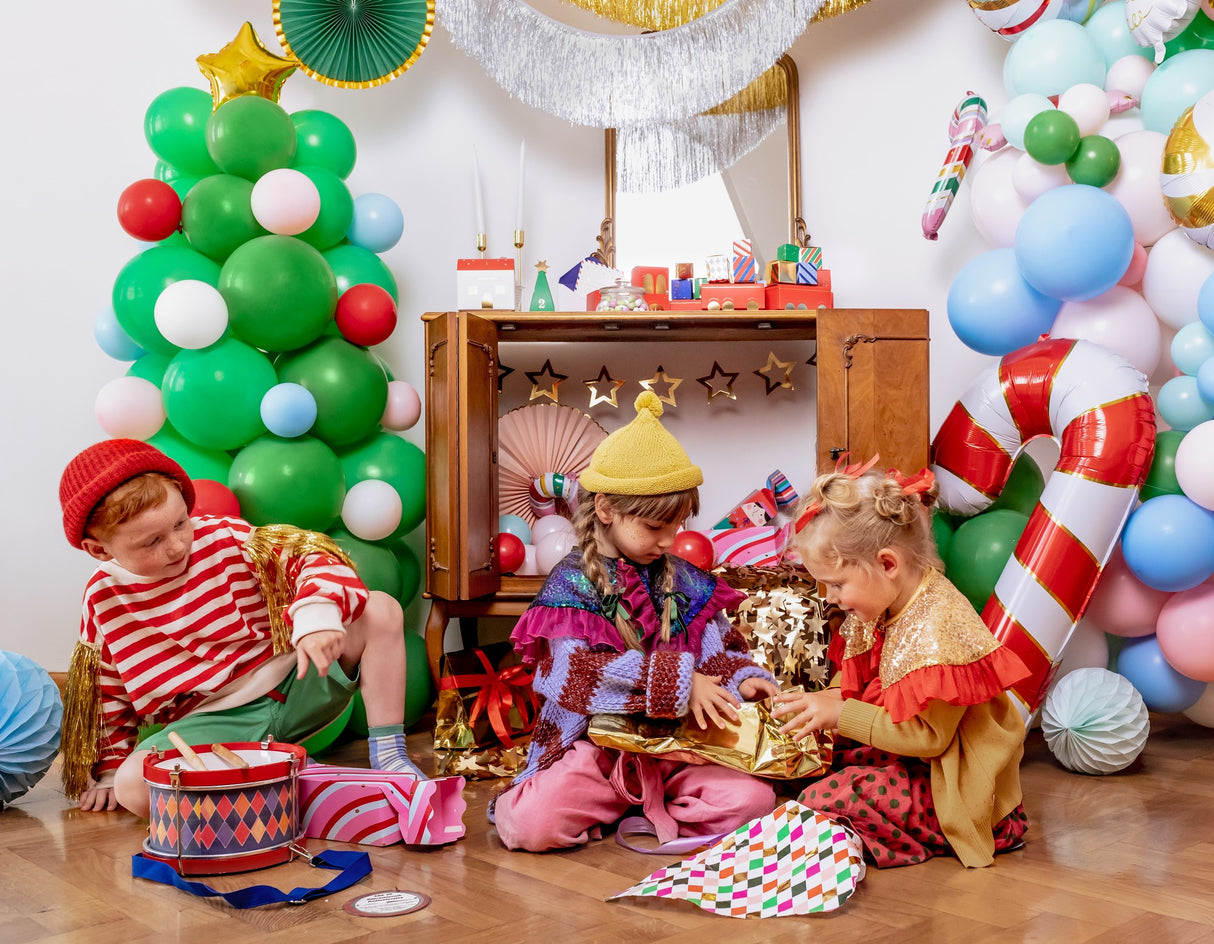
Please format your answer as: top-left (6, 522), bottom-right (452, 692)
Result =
top-left (93, 24), bottom-right (432, 728)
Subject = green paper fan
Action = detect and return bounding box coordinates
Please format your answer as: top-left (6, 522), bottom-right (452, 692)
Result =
top-left (274, 0), bottom-right (435, 89)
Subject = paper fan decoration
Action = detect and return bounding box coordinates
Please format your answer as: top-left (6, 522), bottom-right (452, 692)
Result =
top-left (498, 404), bottom-right (607, 525)
top-left (0, 651), bottom-right (63, 807)
top-left (273, 0), bottom-right (435, 89)
top-left (1040, 667), bottom-right (1150, 775)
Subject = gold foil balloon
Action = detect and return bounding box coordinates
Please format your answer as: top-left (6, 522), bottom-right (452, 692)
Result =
top-left (1161, 91), bottom-right (1214, 248)
top-left (196, 22), bottom-right (299, 109)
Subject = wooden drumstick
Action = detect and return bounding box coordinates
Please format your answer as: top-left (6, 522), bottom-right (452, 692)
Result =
top-left (167, 731), bottom-right (207, 771)
top-left (211, 743), bottom-right (250, 769)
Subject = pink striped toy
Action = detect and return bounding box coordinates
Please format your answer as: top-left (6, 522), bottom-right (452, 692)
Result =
top-left (922, 92), bottom-right (987, 241)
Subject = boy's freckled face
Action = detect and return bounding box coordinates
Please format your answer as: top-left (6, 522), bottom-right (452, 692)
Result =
top-left (85, 490), bottom-right (195, 581)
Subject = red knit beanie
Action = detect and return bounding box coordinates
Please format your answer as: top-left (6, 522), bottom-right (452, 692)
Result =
top-left (59, 439), bottom-right (196, 548)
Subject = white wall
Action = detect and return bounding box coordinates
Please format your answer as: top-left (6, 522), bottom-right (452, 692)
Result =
top-left (3, 0), bottom-right (1011, 670)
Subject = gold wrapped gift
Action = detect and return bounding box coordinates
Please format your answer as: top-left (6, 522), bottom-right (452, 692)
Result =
top-left (588, 689), bottom-right (831, 780)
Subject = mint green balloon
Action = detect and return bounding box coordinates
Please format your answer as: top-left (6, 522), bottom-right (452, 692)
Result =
top-left (295, 165), bottom-right (354, 251)
top-left (229, 434), bottom-right (346, 530)
top-left (148, 421), bottom-right (234, 483)
top-left (181, 174), bottom-right (267, 262)
top-left (276, 337), bottom-right (388, 448)
top-left (145, 87), bottom-right (220, 177)
top-left (219, 235), bottom-right (337, 353)
top-left (291, 110), bottom-right (357, 179)
top-left (323, 243), bottom-right (399, 302)
top-left (162, 337), bottom-right (276, 450)
top-left (206, 96), bottom-right (297, 181)
top-left (1084, 1), bottom-right (1153, 68)
top-left (1141, 49), bottom-right (1214, 134)
top-left (338, 433), bottom-right (426, 540)
top-left (112, 245), bottom-right (221, 356)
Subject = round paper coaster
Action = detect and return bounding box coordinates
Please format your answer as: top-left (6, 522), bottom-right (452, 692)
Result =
top-left (343, 890), bottom-right (431, 917)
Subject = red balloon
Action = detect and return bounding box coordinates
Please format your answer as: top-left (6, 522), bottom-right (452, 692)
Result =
top-left (497, 532), bottom-right (526, 574)
top-left (117, 178), bottom-right (182, 241)
top-left (192, 478), bottom-right (241, 518)
top-left (335, 283), bottom-right (398, 347)
top-left (670, 530), bottom-right (715, 571)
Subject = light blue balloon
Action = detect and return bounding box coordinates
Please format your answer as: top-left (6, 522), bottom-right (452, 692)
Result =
top-left (94, 306), bottom-right (147, 361)
top-left (947, 248), bottom-right (1062, 356)
top-left (1084, 1), bottom-right (1154, 67)
top-left (1198, 355), bottom-right (1214, 401)
top-left (1141, 49), bottom-right (1214, 133)
top-left (1199, 270), bottom-right (1214, 333)
top-left (1004, 20), bottom-right (1106, 97)
top-left (347, 193), bottom-right (404, 254)
top-left (498, 513), bottom-right (532, 545)
top-left (1001, 94), bottom-right (1055, 151)
top-left (1060, 0), bottom-right (1101, 23)
top-left (1013, 185), bottom-right (1134, 300)
top-left (1172, 322), bottom-right (1214, 374)
top-left (1115, 636), bottom-right (1205, 713)
top-left (1157, 374), bottom-right (1214, 430)
top-left (260, 382), bottom-right (318, 438)
top-left (1121, 493), bottom-right (1214, 591)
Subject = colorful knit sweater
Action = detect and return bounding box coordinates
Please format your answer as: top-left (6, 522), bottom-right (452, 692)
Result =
top-left (502, 551), bottom-right (774, 792)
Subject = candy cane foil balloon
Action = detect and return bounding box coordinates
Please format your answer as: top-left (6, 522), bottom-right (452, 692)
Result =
top-left (923, 92), bottom-right (988, 240)
top-left (529, 472), bottom-right (579, 517)
top-left (968, 0), bottom-right (1064, 39)
top-left (931, 338), bottom-right (1155, 720)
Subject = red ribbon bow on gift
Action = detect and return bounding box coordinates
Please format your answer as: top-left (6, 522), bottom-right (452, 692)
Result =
top-left (794, 452), bottom-right (881, 534)
top-left (441, 649), bottom-right (539, 749)
top-left (890, 467), bottom-right (935, 498)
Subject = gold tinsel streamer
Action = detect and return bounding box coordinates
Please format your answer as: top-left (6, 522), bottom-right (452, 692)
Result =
top-left (558, 0), bottom-right (871, 30)
top-left (243, 524), bottom-right (358, 655)
top-left (60, 641), bottom-right (102, 799)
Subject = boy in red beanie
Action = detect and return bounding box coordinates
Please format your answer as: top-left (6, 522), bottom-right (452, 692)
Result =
top-left (59, 438), bottom-right (427, 815)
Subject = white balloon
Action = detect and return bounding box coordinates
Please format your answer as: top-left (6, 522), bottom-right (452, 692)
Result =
top-left (94, 375), bottom-right (165, 440)
top-left (1142, 228), bottom-right (1214, 328)
top-left (250, 168), bottom-right (321, 236)
top-left (1108, 130), bottom-right (1177, 247)
top-left (969, 149), bottom-right (1029, 248)
top-left (341, 479), bottom-right (403, 541)
top-left (535, 530), bottom-right (577, 573)
top-left (1105, 54), bottom-right (1155, 100)
top-left (1013, 153), bottom-right (1071, 202)
top-left (153, 279), bottom-right (228, 349)
top-left (531, 514), bottom-right (574, 544)
top-left (1058, 82), bottom-right (1111, 136)
top-left (1050, 285), bottom-right (1163, 375)
top-left (1175, 419), bottom-right (1214, 509)
top-left (1183, 680), bottom-right (1214, 726)
top-left (518, 544), bottom-right (540, 576)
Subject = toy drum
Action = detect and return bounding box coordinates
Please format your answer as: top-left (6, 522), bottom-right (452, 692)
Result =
top-left (142, 740), bottom-right (307, 876)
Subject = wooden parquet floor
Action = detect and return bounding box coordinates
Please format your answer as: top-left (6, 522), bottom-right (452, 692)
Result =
top-left (4, 715), bottom-right (1214, 943)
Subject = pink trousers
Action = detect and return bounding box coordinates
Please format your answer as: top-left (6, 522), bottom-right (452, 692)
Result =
top-left (494, 739), bottom-right (777, 852)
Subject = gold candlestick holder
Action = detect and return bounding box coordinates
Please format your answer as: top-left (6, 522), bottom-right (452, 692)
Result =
top-left (513, 228), bottom-right (525, 310)
top-left (476, 233), bottom-right (487, 258)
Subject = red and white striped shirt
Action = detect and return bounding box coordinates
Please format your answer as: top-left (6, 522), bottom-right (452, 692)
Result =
top-left (79, 516), bottom-right (368, 779)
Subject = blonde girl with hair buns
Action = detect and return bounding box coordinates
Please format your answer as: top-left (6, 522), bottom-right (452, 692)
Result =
top-left (492, 392), bottom-right (780, 853)
top-left (771, 460), bottom-right (1032, 868)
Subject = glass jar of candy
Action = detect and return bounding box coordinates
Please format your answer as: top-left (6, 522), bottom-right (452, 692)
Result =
top-left (595, 280), bottom-right (649, 312)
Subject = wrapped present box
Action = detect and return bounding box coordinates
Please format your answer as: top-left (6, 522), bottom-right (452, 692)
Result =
top-left (702, 283), bottom-right (765, 310)
top-left (669, 299), bottom-right (704, 310)
top-left (433, 643), bottom-right (537, 753)
top-left (674, 261), bottom-right (694, 280)
top-left (732, 238), bottom-right (757, 283)
top-left (764, 281), bottom-right (833, 310)
top-left (796, 261), bottom-right (819, 285)
top-left (776, 243), bottom-right (800, 263)
top-left (631, 266), bottom-right (669, 295)
top-left (801, 246), bottom-right (823, 267)
top-left (671, 278), bottom-right (694, 300)
top-left (705, 254), bottom-right (731, 283)
top-left (766, 260), bottom-right (798, 284)
top-left (457, 258), bottom-right (515, 310)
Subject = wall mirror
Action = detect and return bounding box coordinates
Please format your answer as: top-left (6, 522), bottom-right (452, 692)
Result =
top-left (597, 54), bottom-right (807, 276)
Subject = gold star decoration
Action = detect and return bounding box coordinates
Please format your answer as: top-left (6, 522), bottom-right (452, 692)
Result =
top-left (535, 260), bottom-right (549, 272)
top-left (696, 361), bottom-right (739, 402)
top-left (196, 22), bottom-right (299, 109)
top-left (497, 361), bottom-right (515, 393)
top-left (584, 365), bottom-right (625, 408)
top-left (639, 365), bottom-right (683, 407)
top-left (755, 351), bottom-right (795, 395)
top-left (525, 359), bottom-right (567, 403)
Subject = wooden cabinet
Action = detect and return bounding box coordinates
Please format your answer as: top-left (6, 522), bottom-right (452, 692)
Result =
top-left (421, 308), bottom-right (930, 682)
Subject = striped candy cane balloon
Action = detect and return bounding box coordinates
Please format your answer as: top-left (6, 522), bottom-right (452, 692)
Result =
top-left (931, 338), bottom-right (1156, 719)
top-left (968, 0), bottom-right (1065, 39)
top-left (529, 472), bottom-right (579, 517)
top-left (922, 92), bottom-right (988, 240)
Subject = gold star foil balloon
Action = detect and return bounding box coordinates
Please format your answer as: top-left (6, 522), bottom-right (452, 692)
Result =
top-left (196, 22), bottom-right (299, 109)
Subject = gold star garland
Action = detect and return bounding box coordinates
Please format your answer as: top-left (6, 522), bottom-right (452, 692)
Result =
top-left (196, 22), bottom-right (299, 109)
top-left (639, 365), bottom-right (683, 407)
top-left (755, 351), bottom-right (795, 395)
top-left (696, 361), bottom-right (739, 402)
top-left (584, 365), bottom-right (626, 408)
top-left (525, 359), bottom-right (568, 403)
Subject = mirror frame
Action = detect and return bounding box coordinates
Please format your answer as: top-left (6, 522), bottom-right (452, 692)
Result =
top-left (596, 53), bottom-right (806, 269)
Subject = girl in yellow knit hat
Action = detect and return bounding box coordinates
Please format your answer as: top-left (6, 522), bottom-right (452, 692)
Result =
top-left (492, 392), bottom-right (780, 853)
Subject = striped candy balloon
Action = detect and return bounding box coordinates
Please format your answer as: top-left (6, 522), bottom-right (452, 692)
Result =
top-left (1161, 94), bottom-right (1214, 248)
top-left (931, 338), bottom-right (1156, 719)
top-left (968, 0), bottom-right (1065, 39)
top-left (922, 92), bottom-right (988, 241)
top-left (529, 472), bottom-right (578, 517)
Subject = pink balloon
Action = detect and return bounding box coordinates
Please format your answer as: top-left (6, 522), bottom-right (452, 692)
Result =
top-left (1109, 131), bottom-right (1176, 247)
top-left (1118, 242), bottom-right (1148, 287)
top-left (1050, 285), bottom-right (1162, 376)
top-left (94, 375), bottom-right (166, 440)
top-left (250, 168), bottom-right (321, 235)
top-left (1156, 580), bottom-right (1214, 681)
top-left (535, 530), bottom-right (577, 574)
top-left (1085, 545), bottom-right (1172, 637)
top-left (969, 148), bottom-right (1029, 248)
top-left (381, 380), bottom-right (421, 431)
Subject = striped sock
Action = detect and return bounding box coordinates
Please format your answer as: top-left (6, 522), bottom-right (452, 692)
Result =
top-left (368, 725), bottom-right (428, 779)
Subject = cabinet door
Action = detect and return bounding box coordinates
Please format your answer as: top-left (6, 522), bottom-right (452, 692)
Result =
top-left (460, 313), bottom-right (500, 599)
top-left (425, 313), bottom-right (459, 601)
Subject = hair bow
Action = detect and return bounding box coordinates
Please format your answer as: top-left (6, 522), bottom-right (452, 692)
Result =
top-left (890, 467), bottom-right (935, 497)
top-left (794, 452), bottom-right (881, 534)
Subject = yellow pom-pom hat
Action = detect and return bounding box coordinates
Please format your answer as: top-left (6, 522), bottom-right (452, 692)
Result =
top-left (578, 391), bottom-right (703, 496)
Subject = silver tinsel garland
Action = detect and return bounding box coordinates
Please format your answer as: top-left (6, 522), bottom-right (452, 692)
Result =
top-left (436, 0), bottom-right (824, 128)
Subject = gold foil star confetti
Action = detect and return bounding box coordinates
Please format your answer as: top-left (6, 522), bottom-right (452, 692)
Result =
top-left (196, 22), bottom-right (299, 109)
top-left (639, 365), bottom-right (682, 407)
top-left (584, 365), bottom-right (625, 408)
top-left (525, 359), bottom-right (567, 402)
top-left (755, 351), bottom-right (795, 395)
top-left (696, 361), bottom-right (740, 402)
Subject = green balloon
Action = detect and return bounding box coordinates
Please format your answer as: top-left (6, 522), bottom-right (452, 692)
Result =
top-left (1141, 429), bottom-right (1186, 500)
top-left (206, 96), bottom-right (297, 182)
top-left (148, 421), bottom-right (234, 482)
top-left (946, 509), bottom-right (1029, 614)
top-left (987, 454), bottom-right (1046, 516)
top-left (1164, 9), bottom-right (1214, 57)
top-left (391, 539), bottom-right (423, 605)
top-left (181, 174), bottom-right (267, 262)
top-left (295, 165), bottom-right (354, 251)
top-left (219, 235), bottom-right (337, 352)
top-left (1023, 109), bottom-right (1082, 165)
top-left (144, 87), bottom-right (220, 177)
top-left (277, 337), bottom-right (388, 448)
top-left (301, 698), bottom-right (354, 757)
top-left (323, 243), bottom-right (399, 302)
top-left (112, 245), bottom-right (221, 356)
top-left (126, 352), bottom-right (173, 385)
top-left (931, 513), bottom-right (954, 564)
top-left (165, 173), bottom-right (203, 202)
top-left (229, 435), bottom-right (346, 530)
top-left (162, 337), bottom-right (276, 450)
top-left (338, 433), bottom-right (427, 540)
top-left (1066, 135), bottom-right (1121, 188)
top-left (291, 109), bottom-right (357, 179)
top-left (330, 528), bottom-right (403, 597)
